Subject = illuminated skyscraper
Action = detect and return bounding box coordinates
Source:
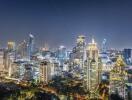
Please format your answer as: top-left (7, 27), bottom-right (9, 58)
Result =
top-left (7, 41), bottom-right (15, 51)
top-left (86, 38), bottom-right (100, 92)
top-left (55, 45), bottom-right (70, 71)
top-left (123, 48), bottom-right (132, 65)
top-left (23, 63), bottom-right (33, 81)
top-left (17, 40), bottom-right (28, 59)
top-left (0, 49), bottom-right (4, 67)
top-left (109, 55), bottom-right (127, 99)
top-left (87, 38), bottom-right (98, 61)
top-left (39, 60), bottom-right (52, 83)
top-left (28, 33), bottom-right (35, 60)
top-left (100, 39), bottom-right (112, 72)
top-left (0, 49), bottom-right (4, 72)
top-left (102, 38), bottom-right (107, 53)
top-left (57, 46), bottom-right (67, 59)
top-left (70, 35), bottom-right (86, 68)
top-left (76, 35), bottom-right (86, 47)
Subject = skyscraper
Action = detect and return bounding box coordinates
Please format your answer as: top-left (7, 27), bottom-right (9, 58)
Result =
top-left (7, 41), bottom-right (15, 51)
top-left (28, 33), bottom-right (35, 60)
top-left (109, 55), bottom-right (127, 99)
top-left (102, 39), bottom-right (107, 53)
top-left (56, 45), bottom-right (67, 67)
top-left (0, 49), bottom-right (4, 74)
top-left (23, 63), bottom-right (33, 81)
top-left (76, 35), bottom-right (86, 48)
top-left (123, 49), bottom-right (132, 65)
top-left (17, 40), bottom-right (28, 59)
top-left (39, 60), bottom-right (52, 83)
top-left (86, 38), bottom-right (100, 92)
top-left (70, 35), bottom-right (86, 68)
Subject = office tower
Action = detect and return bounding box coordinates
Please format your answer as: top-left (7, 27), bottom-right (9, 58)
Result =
top-left (0, 49), bottom-right (4, 70)
top-left (86, 38), bottom-right (100, 92)
top-left (102, 39), bottom-right (107, 53)
top-left (0, 49), bottom-right (5, 78)
top-left (70, 35), bottom-right (86, 68)
top-left (76, 35), bottom-right (86, 61)
top-left (39, 60), bottom-right (52, 83)
top-left (110, 55), bottom-right (127, 99)
top-left (126, 67), bottom-right (132, 100)
top-left (23, 63), bottom-right (33, 81)
top-left (7, 41), bottom-right (15, 51)
top-left (56, 45), bottom-right (67, 68)
top-left (123, 48), bottom-right (132, 65)
top-left (76, 35), bottom-right (86, 47)
top-left (3, 50), bottom-right (8, 70)
top-left (8, 62), bottom-right (19, 78)
top-left (100, 38), bottom-right (112, 72)
top-left (28, 33), bottom-right (35, 60)
top-left (3, 49), bottom-right (16, 77)
top-left (9, 60), bottom-right (26, 79)
top-left (77, 35), bottom-right (87, 67)
top-left (87, 38), bottom-right (98, 62)
top-left (17, 40), bottom-right (28, 59)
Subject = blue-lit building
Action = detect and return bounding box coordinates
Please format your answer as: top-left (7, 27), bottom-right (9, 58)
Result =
top-left (102, 38), bottom-right (107, 53)
top-left (28, 33), bottom-right (35, 60)
top-left (123, 49), bottom-right (132, 65)
top-left (99, 39), bottom-right (112, 72)
top-left (125, 66), bottom-right (132, 100)
top-left (55, 46), bottom-right (68, 66)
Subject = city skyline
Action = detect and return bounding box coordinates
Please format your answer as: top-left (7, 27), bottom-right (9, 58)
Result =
top-left (0, 0), bottom-right (132, 49)
top-left (0, 0), bottom-right (132, 100)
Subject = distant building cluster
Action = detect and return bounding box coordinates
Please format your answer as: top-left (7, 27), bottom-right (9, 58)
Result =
top-left (0, 34), bottom-right (131, 99)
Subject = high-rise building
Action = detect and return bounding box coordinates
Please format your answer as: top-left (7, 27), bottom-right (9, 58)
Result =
top-left (0, 49), bottom-right (4, 70)
top-left (99, 39), bottom-right (112, 72)
top-left (56, 45), bottom-right (68, 68)
top-left (7, 41), bottom-right (15, 51)
top-left (3, 49), bottom-right (16, 77)
top-left (102, 38), bottom-right (107, 53)
top-left (76, 35), bottom-right (86, 47)
top-left (39, 60), bottom-right (52, 83)
top-left (70, 35), bottom-right (86, 68)
top-left (86, 38), bottom-right (101, 92)
top-left (23, 63), bottom-right (33, 81)
top-left (17, 40), bottom-right (28, 59)
top-left (28, 33), bottom-right (35, 59)
top-left (0, 49), bottom-right (5, 78)
top-left (109, 55), bottom-right (127, 99)
top-left (126, 67), bottom-right (132, 100)
top-left (87, 38), bottom-right (98, 61)
top-left (123, 49), bottom-right (132, 65)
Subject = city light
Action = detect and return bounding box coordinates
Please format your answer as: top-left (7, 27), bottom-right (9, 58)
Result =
top-left (0, 0), bottom-right (132, 100)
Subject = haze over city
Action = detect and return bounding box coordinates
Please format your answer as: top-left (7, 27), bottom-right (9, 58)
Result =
top-left (0, 0), bottom-right (132, 48)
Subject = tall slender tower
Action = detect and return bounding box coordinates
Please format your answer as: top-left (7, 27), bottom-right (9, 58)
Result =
top-left (28, 33), bottom-right (35, 60)
top-left (86, 38), bottom-right (100, 92)
top-left (102, 38), bottom-right (107, 53)
top-left (76, 35), bottom-right (87, 68)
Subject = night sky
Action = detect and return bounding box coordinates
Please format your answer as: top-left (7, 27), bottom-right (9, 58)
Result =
top-left (0, 0), bottom-right (132, 49)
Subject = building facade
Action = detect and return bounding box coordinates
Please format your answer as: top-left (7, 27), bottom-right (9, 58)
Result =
top-left (86, 38), bottom-right (101, 92)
